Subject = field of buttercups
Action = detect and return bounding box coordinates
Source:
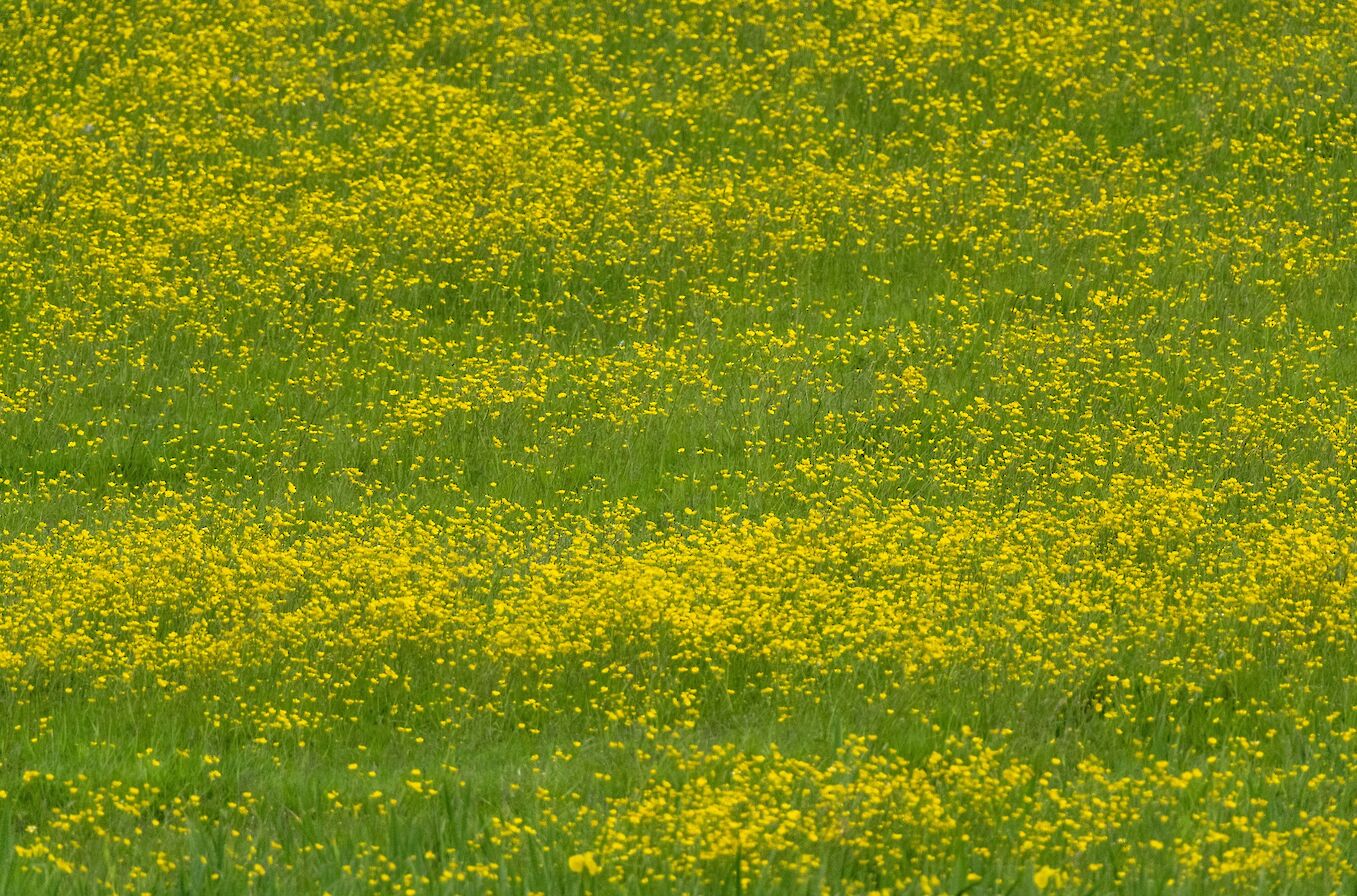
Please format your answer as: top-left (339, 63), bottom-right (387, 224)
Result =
top-left (1, 0), bottom-right (1356, 893)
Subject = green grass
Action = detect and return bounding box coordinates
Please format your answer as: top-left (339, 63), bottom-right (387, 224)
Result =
top-left (2, 0), bottom-right (1357, 892)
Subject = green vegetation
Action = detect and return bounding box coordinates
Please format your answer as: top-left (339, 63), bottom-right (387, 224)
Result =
top-left (1, 0), bottom-right (1355, 893)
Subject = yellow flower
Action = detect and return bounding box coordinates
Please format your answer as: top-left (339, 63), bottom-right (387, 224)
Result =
top-left (1034, 866), bottom-right (1065, 890)
top-left (568, 851), bottom-right (601, 875)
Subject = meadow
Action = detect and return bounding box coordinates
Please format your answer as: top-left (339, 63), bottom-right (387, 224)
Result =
top-left (1, 0), bottom-right (1356, 893)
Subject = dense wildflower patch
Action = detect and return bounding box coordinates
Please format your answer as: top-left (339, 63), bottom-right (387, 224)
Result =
top-left (1, 0), bottom-right (1356, 893)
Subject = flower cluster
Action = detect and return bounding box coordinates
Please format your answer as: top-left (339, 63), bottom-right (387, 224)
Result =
top-left (2, 0), bottom-right (1355, 893)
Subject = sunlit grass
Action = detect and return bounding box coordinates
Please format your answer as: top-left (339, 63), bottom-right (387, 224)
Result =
top-left (1, 0), bottom-right (1356, 893)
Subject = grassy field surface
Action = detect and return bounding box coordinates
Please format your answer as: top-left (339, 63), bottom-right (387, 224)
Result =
top-left (2, 0), bottom-right (1356, 893)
